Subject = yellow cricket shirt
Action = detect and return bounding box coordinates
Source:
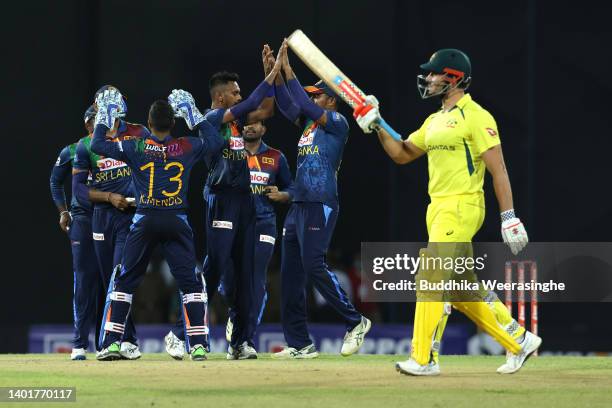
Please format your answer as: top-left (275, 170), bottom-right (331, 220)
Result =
top-left (408, 94), bottom-right (501, 198)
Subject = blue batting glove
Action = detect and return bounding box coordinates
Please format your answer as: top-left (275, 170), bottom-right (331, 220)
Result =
top-left (168, 89), bottom-right (204, 130)
top-left (94, 89), bottom-right (125, 129)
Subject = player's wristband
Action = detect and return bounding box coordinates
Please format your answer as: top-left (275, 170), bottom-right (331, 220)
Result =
top-left (501, 209), bottom-right (516, 222)
top-left (59, 210), bottom-right (70, 217)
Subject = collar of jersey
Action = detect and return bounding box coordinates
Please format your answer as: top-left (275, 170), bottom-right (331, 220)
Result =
top-left (148, 133), bottom-right (172, 144)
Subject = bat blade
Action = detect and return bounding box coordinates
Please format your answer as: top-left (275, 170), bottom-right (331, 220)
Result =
top-left (287, 29), bottom-right (366, 108)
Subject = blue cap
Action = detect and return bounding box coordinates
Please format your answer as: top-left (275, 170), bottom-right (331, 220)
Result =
top-left (84, 104), bottom-right (96, 123)
top-left (304, 80), bottom-right (336, 98)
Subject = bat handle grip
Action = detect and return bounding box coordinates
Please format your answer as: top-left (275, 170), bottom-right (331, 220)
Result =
top-left (377, 118), bottom-right (403, 141)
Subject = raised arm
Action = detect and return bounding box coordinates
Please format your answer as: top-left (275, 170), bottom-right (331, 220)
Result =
top-left (222, 48), bottom-right (283, 124)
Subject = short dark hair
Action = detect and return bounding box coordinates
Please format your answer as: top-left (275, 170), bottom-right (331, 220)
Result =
top-left (209, 71), bottom-right (240, 95)
top-left (148, 100), bottom-right (175, 132)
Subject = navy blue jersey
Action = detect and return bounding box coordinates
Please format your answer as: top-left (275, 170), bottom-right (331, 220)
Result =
top-left (246, 142), bottom-right (293, 220)
top-left (49, 141), bottom-right (92, 217)
top-left (203, 109), bottom-right (251, 193)
top-left (90, 121), bottom-right (222, 212)
top-left (292, 111), bottom-right (349, 209)
top-left (73, 121), bottom-right (149, 202)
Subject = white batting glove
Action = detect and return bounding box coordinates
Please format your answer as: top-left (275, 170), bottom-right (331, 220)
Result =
top-left (353, 95), bottom-right (382, 134)
top-left (94, 89), bottom-right (125, 129)
top-left (501, 209), bottom-right (529, 255)
top-left (168, 89), bottom-right (205, 130)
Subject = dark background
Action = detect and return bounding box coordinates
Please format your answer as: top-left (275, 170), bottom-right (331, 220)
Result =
top-left (3, 0), bottom-right (611, 352)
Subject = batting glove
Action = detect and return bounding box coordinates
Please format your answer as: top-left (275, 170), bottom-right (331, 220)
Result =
top-left (501, 209), bottom-right (529, 255)
top-left (353, 95), bottom-right (381, 134)
top-left (168, 89), bottom-right (205, 130)
top-left (94, 89), bottom-right (125, 129)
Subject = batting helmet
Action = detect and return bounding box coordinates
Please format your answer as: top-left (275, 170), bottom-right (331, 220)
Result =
top-left (417, 49), bottom-right (472, 99)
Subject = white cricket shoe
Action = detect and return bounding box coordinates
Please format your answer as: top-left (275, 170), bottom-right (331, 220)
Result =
top-left (225, 317), bottom-right (233, 343)
top-left (119, 341), bottom-right (142, 360)
top-left (395, 358), bottom-right (441, 376)
top-left (271, 344), bottom-right (319, 360)
top-left (164, 331), bottom-right (185, 360)
top-left (340, 317), bottom-right (372, 356)
top-left (70, 348), bottom-right (86, 361)
top-left (497, 331), bottom-right (542, 374)
top-left (96, 342), bottom-right (121, 361)
top-left (226, 342), bottom-right (258, 360)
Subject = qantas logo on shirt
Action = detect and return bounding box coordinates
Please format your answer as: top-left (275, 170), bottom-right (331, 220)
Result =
top-left (486, 128), bottom-right (498, 137)
top-left (298, 134), bottom-right (314, 147)
top-left (229, 137), bottom-right (244, 151)
top-left (96, 157), bottom-right (127, 171)
top-left (250, 171), bottom-right (270, 185)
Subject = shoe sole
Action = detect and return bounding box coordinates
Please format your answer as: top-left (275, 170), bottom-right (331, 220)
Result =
top-left (71, 356), bottom-right (86, 361)
top-left (190, 355), bottom-right (207, 361)
top-left (237, 354), bottom-right (258, 360)
top-left (341, 318), bottom-right (372, 357)
top-left (395, 363), bottom-right (440, 376)
top-left (119, 353), bottom-right (142, 360)
top-left (498, 336), bottom-right (543, 374)
top-left (168, 353), bottom-right (184, 361)
top-left (96, 352), bottom-right (121, 361)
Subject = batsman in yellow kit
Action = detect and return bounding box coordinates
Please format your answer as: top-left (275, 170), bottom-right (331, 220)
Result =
top-left (353, 49), bottom-right (541, 375)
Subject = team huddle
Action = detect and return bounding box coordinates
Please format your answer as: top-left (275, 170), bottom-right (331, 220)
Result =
top-left (50, 39), bottom-right (540, 375)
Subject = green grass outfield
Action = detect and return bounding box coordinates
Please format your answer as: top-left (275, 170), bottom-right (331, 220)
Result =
top-left (0, 354), bottom-right (611, 407)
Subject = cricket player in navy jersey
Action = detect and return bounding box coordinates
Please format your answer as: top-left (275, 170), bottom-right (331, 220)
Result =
top-left (94, 90), bottom-right (223, 361)
top-left (229, 121), bottom-right (293, 346)
top-left (73, 85), bottom-right (148, 359)
top-left (49, 105), bottom-right (99, 360)
top-left (269, 41), bottom-right (371, 359)
top-left (164, 47), bottom-right (284, 360)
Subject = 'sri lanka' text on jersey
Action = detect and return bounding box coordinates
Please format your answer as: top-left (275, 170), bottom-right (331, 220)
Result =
top-left (246, 142), bottom-right (293, 220)
top-left (202, 108), bottom-right (251, 194)
top-left (73, 121), bottom-right (150, 199)
top-left (51, 141), bottom-right (91, 218)
top-left (292, 111), bottom-right (349, 209)
top-left (90, 120), bottom-right (222, 211)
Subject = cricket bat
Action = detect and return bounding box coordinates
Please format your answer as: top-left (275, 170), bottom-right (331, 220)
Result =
top-left (287, 29), bottom-right (401, 140)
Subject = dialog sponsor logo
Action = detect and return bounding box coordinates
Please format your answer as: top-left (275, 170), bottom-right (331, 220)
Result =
top-left (298, 134), bottom-right (314, 147)
top-left (97, 158), bottom-right (127, 171)
top-left (229, 137), bottom-right (244, 151)
top-left (250, 171), bottom-right (270, 185)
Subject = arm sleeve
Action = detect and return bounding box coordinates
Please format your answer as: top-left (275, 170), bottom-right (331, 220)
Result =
top-left (470, 109), bottom-right (501, 155)
top-left (229, 80), bottom-right (273, 119)
top-left (203, 109), bottom-right (226, 130)
top-left (277, 153), bottom-right (294, 199)
top-left (286, 78), bottom-right (325, 122)
top-left (274, 81), bottom-right (301, 123)
top-left (90, 124), bottom-right (129, 162)
top-left (194, 120), bottom-right (224, 160)
top-left (72, 170), bottom-right (91, 207)
top-left (73, 139), bottom-right (91, 171)
top-left (49, 146), bottom-right (71, 208)
top-left (320, 111), bottom-right (349, 137)
top-left (407, 116), bottom-right (431, 151)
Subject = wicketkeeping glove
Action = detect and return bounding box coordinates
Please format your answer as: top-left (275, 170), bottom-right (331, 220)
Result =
top-left (168, 89), bottom-right (205, 130)
top-left (94, 89), bottom-right (126, 129)
top-left (501, 209), bottom-right (529, 255)
top-left (353, 95), bottom-right (382, 134)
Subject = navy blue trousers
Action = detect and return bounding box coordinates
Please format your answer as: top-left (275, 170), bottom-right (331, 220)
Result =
top-left (92, 206), bottom-right (137, 347)
top-left (202, 191), bottom-right (255, 348)
top-left (228, 218), bottom-right (276, 344)
top-left (101, 212), bottom-right (208, 349)
top-left (68, 216), bottom-right (100, 349)
top-left (281, 202), bottom-right (362, 349)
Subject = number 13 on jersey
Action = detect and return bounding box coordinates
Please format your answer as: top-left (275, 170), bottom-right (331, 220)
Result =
top-left (140, 162), bottom-right (184, 198)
